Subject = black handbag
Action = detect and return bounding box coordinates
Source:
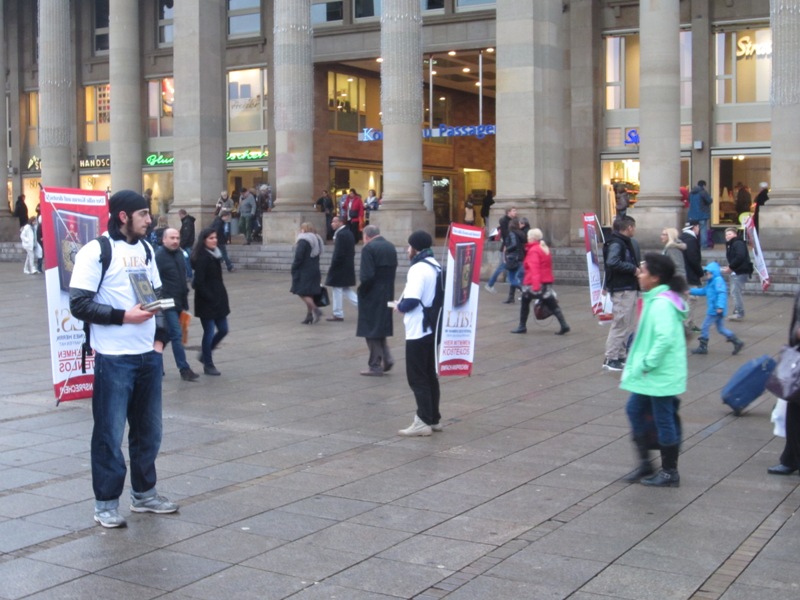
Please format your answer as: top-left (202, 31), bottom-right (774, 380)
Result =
top-left (314, 286), bottom-right (330, 308)
top-left (533, 299), bottom-right (553, 320)
top-left (766, 346), bottom-right (800, 403)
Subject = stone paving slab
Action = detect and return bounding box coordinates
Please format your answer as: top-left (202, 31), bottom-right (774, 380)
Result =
top-left (1, 262), bottom-right (800, 599)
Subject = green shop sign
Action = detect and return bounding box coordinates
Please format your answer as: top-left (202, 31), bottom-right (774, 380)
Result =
top-left (144, 150), bottom-right (269, 167)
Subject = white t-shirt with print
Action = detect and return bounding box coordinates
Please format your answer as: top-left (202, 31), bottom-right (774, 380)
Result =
top-left (70, 236), bottom-right (161, 355)
top-left (400, 257), bottom-right (440, 340)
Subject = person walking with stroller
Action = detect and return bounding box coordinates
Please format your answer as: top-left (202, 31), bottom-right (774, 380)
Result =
top-left (689, 262), bottom-right (744, 355)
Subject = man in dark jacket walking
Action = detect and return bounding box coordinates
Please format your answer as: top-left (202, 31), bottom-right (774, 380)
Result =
top-left (325, 215), bottom-right (358, 321)
top-left (603, 215), bottom-right (641, 371)
top-left (687, 180), bottom-right (713, 248)
top-left (722, 227), bottom-right (753, 320)
top-left (679, 220), bottom-right (704, 332)
top-left (178, 209), bottom-right (196, 278)
top-left (357, 224), bottom-right (398, 376)
top-left (156, 229), bottom-right (199, 382)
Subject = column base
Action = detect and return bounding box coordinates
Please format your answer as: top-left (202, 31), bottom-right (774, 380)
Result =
top-left (757, 192), bottom-right (800, 250)
top-left (627, 201), bottom-right (683, 250)
top-left (261, 210), bottom-right (326, 244)
top-left (368, 209), bottom-right (435, 246)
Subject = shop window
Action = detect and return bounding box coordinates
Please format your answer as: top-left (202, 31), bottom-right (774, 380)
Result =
top-left (147, 79), bottom-right (174, 138)
top-left (158, 0), bottom-right (174, 47)
top-left (425, 94), bottom-right (451, 145)
top-left (22, 92), bottom-right (38, 169)
top-left (605, 35), bottom-right (639, 110)
top-left (711, 155), bottom-right (770, 224)
top-left (85, 85), bottom-right (111, 143)
top-left (354, 0), bottom-right (380, 19)
top-left (312, 1), bottom-right (343, 25)
top-left (328, 72), bottom-right (367, 133)
top-left (715, 28), bottom-right (772, 104)
top-left (94, 0), bottom-right (110, 55)
top-left (228, 0), bottom-right (260, 38)
top-left (456, 0), bottom-right (495, 9)
top-left (228, 69), bottom-right (268, 132)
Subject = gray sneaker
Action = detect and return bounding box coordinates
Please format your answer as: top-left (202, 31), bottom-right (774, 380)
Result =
top-left (94, 508), bottom-right (127, 528)
top-left (130, 494), bottom-right (179, 514)
top-left (484, 283), bottom-right (497, 293)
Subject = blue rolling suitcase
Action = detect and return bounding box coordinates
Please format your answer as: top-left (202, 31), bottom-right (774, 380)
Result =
top-left (721, 354), bottom-right (777, 415)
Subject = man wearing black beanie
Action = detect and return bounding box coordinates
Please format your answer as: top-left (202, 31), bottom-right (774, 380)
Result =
top-left (395, 230), bottom-right (443, 436)
top-left (69, 190), bottom-right (177, 528)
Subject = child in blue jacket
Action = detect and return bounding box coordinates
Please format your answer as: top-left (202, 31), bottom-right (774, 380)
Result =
top-left (689, 262), bottom-right (744, 355)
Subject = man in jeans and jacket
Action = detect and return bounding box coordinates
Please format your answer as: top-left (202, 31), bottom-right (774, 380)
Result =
top-left (722, 227), bottom-right (753, 320)
top-left (238, 188), bottom-right (256, 244)
top-left (70, 190), bottom-right (178, 528)
top-left (603, 215), bottom-right (641, 371)
top-left (156, 228), bottom-right (199, 381)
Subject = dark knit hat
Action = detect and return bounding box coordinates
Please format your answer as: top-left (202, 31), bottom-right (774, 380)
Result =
top-left (408, 230), bottom-right (432, 251)
top-left (109, 190), bottom-right (148, 216)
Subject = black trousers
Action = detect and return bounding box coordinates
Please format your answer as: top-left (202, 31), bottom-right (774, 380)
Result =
top-left (780, 400), bottom-right (800, 468)
top-left (406, 334), bottom-right (440, 425)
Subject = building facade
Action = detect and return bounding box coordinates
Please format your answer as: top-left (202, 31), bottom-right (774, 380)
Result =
top-left (3, 0), bottom-right (798, 247)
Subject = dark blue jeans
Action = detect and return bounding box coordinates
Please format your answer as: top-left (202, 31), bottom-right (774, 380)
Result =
top-left (91, 351), bottom-right (163, 509)
top-left (200, 317), bottom-right (229, 366)
top-left (163, 309), bottom-right (190, 371)
top-left (626, 393), bottom-right (681, 447)
top-left (700, 313), bottom-right (735, 341)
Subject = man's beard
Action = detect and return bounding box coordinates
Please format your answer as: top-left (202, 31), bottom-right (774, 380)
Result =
top-left (123, 220), bottom-right (144, 241)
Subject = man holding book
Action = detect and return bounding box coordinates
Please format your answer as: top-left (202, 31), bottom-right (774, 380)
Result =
top-left (69, 190), bottom-right (178, 529)
top-left (156, 228), bottom-right (199, 382)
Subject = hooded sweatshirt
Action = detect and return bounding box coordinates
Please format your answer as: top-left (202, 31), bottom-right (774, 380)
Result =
top-left (689, 261), bottom-right (728, 316)
top-left (621, 283), bottom-right (689, 397)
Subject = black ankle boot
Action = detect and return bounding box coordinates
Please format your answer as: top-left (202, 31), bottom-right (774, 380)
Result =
top-left (641, 444), bottom-right (680, 487)
top-left (511, 324), bottom-right (527, 334)
top-left (553, 307), bottom-right (570, 335)
top-left (503, 286), bottom-right (517, 304)
top-left (622, 435), bottom-right (654, 482)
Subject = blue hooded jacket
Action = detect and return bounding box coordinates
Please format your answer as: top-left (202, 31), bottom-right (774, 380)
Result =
top-left (689, 261), bottom-right (728, 316)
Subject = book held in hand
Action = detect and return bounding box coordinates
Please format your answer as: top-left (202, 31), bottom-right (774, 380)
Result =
top-left (129, 272), bottom-right (175, 312)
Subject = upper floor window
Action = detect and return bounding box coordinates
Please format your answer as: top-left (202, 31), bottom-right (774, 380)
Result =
top-left (679, 30), bottom-right (692, 107)
top-left (228, 68), bottom-right (268, 132)
top-left (85, 85), bottom-right (111, 142)
top-left (147, 78), bottom-right (174, 137)
top-left (158, 0), bottom-right (174, 47)
top-left (425, 93), bottom-right (451, 145)
top-left (422, 0), bottom-right (445, 10)
top-left (604, 34), bottom-right (639, 110)
top-left (354, 0), bottom-right (380, 20)
top-left (312, 1), bottom-right (343, 25)
top-left (715, 28), bottom-right (772, 104)
top-left (456, 0), bottom-right (495, 10)
top-left (94, 0), bottom-right (110, 55)
top-left (228, 0), bottom-right (261, 38)
top-left (328, 72), bottom-right (366, 133)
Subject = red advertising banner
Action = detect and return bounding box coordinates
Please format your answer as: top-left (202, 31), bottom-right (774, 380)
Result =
top-left (438, 224), bottom-right (485, 376)
top-left (583, 213), bottom-right (612, 320)
top-left (40, 187), bottom-right (109, 403)
top-left (743, 215), bottom-right (770, 291)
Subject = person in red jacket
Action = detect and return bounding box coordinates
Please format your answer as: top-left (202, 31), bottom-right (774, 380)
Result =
top-left (511, 228), bottom-right (570, 335)
top-left (343, 188), bottom-right (365, 243)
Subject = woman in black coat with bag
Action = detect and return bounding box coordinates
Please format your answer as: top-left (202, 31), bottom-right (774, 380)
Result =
top-left (192, 228), bottom-right (230, 376)
top-left (291, 222), bottom-right (325, 324)
top-left (768, 291), bottom-right (800, 476)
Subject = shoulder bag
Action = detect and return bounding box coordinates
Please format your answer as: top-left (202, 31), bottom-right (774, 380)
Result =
top-left (766, 345), bottom-right (800, 403)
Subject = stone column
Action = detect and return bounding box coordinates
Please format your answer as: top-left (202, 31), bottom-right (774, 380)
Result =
top-left (109, 0), bottom-right (142, 193)
top-left (759, 1), bottom-right (800, 249)
top-left (370, 0), bottom-right (432, 244)
top-left (630, 0), bottom-right (682, 248)
top-left (263, 0), bottom-right (322, 244)
top-left (494, 0), bottom-right (568, 244)
top-left (38, 0), bottom-right (76, 188)
top-left (172, 0), bottom-right (226, 229)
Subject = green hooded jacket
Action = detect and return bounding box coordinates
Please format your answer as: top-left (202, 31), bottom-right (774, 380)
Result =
top-left (620, 284), bottom-right (689, 397)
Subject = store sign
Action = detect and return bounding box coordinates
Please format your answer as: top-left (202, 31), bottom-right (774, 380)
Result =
top-left (227, 149), bottom-right (268, 162)
top-left (145, 153), bottom-right (175, 166)
top-left (359, 123), bottom-right (496, 142)
top-left (79, 156), bottom-right (111, 169)
top-left (736, 36), bottom-right (772, 59)
top-left (624, 129), bottom-right (640, 145)
top-left (27, 155), bottom-right (42, 172)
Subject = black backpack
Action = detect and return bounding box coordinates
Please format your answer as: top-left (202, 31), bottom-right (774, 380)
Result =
top-left (80, 236), bottom-right (153, 373)
top-left (421, 259), bottom-right (445, 342)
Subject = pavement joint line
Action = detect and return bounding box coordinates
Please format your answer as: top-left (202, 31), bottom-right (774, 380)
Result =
top-left (688, 485), bottom-right (800, 600)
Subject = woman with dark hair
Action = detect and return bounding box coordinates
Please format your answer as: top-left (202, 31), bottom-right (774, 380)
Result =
top-left (502, 217), bottom-right (526, 304)
top-left (191, 228), bottom-right (230, 376)
top-left (767, 290), bottom-right (800, 476)
top-left (291, 222), bottom-right (324, 324)
top-left (621, 253), bottom-right (688, 487)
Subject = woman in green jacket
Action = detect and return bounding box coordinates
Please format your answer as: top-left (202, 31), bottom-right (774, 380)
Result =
top-left (621, 253), bottom-right (688, 487)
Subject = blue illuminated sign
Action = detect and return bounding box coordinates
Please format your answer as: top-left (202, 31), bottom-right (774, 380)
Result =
top-left (359, 123), bottom-right (497, 142)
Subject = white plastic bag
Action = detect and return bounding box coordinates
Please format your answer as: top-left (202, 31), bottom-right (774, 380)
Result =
top-left (771, 398), bottom-right (787, 438)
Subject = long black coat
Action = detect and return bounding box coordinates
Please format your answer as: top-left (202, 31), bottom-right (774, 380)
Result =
top-left (193, 249), bottom-right (230, 320)
top-left (325, 226), bottom-right (356, 287)
top-left (357, 236), bottom-right (397, 338)
top-left (679, 230), bottom-right (703, 286)
top-left (291, 238), bottom-right (322, 297)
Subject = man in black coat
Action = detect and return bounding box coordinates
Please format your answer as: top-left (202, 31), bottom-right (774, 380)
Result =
top-left (178, 209), bottom-right (196, 278)
top-left (325, 215), bottom-right (358, 322)
top-left (680, 220), bottom-right (704, 332)
top-left (356, 224), bottom-right (398, 376)
top-left (722, 227), bottom-right (753, 320)
top-left (155, 229), bottom-right (199, 382)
